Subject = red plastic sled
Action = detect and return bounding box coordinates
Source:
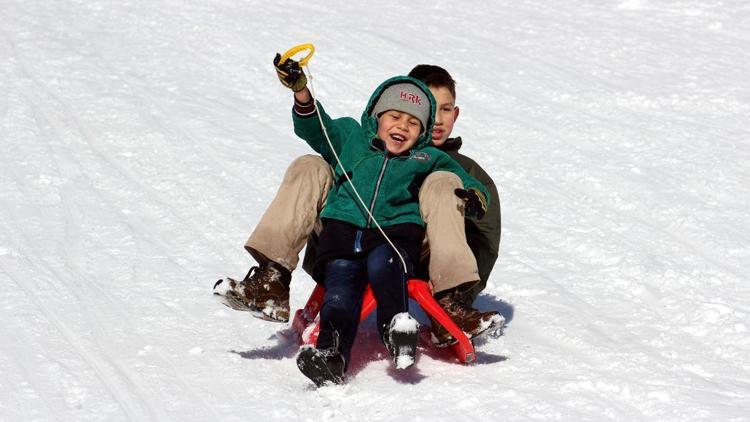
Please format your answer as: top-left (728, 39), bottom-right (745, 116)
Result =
top-left (291, 278), bottom-right (476, 363)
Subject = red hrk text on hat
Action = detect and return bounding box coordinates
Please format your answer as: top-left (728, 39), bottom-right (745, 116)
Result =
top-left (400, 91), bottom-right (422, 105)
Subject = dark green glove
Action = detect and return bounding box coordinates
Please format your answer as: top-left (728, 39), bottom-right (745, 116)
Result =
top-left (273, 53), bottom-right (307, 92)
top-left (455, 188), bottom-right (487, 220)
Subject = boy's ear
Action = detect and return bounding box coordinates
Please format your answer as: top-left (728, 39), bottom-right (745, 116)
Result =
top-left (454, 105), bottom-right (460, 122)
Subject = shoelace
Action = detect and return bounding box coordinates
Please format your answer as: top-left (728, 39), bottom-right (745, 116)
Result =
top-left (446, 290), bottom-right (478, 318)
top-left (236, 266), bottom-right (260, 300)
top-left (243, 266), bottom-right (259, 282)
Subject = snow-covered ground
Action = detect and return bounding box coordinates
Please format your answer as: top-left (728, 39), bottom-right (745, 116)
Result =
top-left (2, 0), bottom-right (749, 420)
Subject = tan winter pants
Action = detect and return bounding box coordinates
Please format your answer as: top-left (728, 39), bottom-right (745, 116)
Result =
top-left (418, 171), bottom-right (480, 294)
top-left (245, 157), bottom-right (479, 294)
top-left (245, 155), bottom-right (333, 270)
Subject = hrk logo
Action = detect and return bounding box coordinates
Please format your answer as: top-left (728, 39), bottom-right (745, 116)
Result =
top-left (400, 91), bottom-right (422, 105)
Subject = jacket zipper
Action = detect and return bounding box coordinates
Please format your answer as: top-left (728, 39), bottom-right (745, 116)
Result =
top-left (366, 155), bottom-right (390, 228)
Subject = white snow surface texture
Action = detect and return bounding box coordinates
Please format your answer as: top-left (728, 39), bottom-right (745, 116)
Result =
top-left (2, 0), bottom-right (749, 421)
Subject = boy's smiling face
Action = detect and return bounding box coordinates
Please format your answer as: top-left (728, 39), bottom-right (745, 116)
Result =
top-left (377, 110), bottom-right (422, 155)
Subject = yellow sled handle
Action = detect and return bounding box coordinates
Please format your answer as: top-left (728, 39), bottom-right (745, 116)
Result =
top-left (279, 43), bottom-right (315, 66)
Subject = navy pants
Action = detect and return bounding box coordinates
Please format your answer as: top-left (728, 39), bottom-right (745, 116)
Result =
top-left (315, 244), bottom-right (413, 366)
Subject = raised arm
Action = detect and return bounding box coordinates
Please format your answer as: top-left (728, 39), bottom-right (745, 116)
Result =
top-left (273, 53), bottom-right (357, 164)
top-left (294, 87), bottom-right (312, 103)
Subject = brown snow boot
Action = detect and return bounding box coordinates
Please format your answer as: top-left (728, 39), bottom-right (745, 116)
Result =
top-left (430, 285), bottom-right (504, 347)
top-left (213, 261), bottom-right (291, 322)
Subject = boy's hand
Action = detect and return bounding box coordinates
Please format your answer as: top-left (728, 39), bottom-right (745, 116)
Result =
top-left (273, 53), bottom-right (307, 92)
top-left (455, 188), bottom-right (487, 220)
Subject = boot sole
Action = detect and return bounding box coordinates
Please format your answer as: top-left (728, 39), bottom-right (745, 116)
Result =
top-left (214, 291), bottom-right (289, 323)
top-left (214, 291), bottom-right (259, 312)
top-left (296, 347), bottom-right (344, 387)
top-left (470, 314), bottom-right (506, 340)
top-left (250, 309), bottom-right (289, 323)
top-left (431, 314), bottom-right (506, 347)
top-left (389, 329), bottom-right (418, 369)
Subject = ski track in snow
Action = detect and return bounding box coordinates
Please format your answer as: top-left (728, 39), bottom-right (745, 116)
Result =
top-left (2, 0), bottom-right (749, 421)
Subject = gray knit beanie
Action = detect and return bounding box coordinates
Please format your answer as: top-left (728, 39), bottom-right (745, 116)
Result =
top-left (370, 82), bottom-right (431, 133)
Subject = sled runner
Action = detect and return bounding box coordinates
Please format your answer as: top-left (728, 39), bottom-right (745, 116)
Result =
top-left (292, 278), bottom-right (477, 363)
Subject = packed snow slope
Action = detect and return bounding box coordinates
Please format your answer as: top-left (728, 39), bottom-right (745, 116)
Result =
top-left (2, 1), bottom-right (749, 421)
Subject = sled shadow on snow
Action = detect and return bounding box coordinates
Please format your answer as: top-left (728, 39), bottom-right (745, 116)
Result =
top-left (229, 328), bottom-right (301, 360)
top-left (229, 293), bottom-right (511, 378)
top-left (474, 293), bottom-right (515, 325)
top-left (227, 321), bottom-right (429, 383)
top-left (344, 319), bottom-right (429, 384)
top-left (343, 313), bottom-right (508, 383)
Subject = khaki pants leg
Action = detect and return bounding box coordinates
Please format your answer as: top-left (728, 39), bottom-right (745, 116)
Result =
top-left (419, 171), bottom-right (480, 295)
top-left (245, 155), bottom-right (333, 271)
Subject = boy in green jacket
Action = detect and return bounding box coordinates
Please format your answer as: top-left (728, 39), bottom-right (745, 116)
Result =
top-left (222, 55), bottom-right (489, 385)
top-left (293, 76), bottom-right (489, 385)
top-left (292, 73), bottom-right (489, 384)
top-left (213, 62), bottom-right (503, 350)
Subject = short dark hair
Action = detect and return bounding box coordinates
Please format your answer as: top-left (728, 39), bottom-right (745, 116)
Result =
top-left (408, 64), bottom-right (456, 99)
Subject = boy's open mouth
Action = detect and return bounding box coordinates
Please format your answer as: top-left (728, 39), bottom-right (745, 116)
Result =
top-left (389, 133), bottom-right (406, 143)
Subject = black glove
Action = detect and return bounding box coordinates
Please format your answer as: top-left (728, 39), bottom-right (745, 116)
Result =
top-left (273, 53), bottom-right (307, 92)
top-left (455, 188), bottom-right (487, 220)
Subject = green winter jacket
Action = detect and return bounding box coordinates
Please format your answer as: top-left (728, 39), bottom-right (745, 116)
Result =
top-left (301, 135), bottom-right (503, 299)
top-left (293, 76), bottom-right (489, 229)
